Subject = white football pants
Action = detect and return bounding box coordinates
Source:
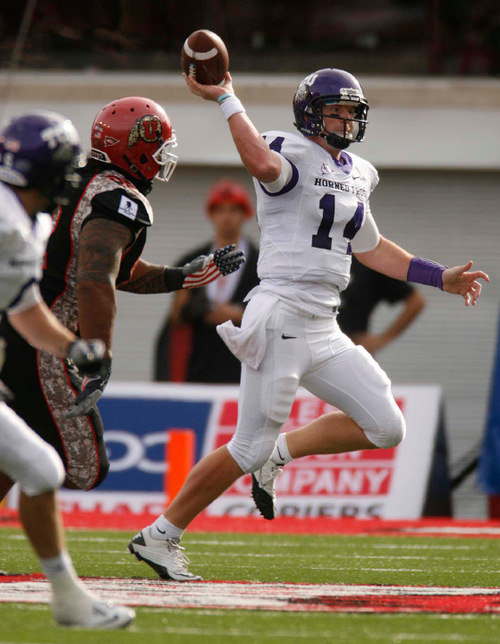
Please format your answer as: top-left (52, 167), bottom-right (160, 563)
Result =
top-left (227, 298), bottom-right (406, 473)
top-left (0, 402), bottom-right (65, 496)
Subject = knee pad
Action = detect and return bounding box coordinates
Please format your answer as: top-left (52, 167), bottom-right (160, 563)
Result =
top-left (20, 441), bottom-right (65, 497)
top-left (228, 416), bottom-right (282, 473)
top-left (362, 405), bottom-right (406, 449)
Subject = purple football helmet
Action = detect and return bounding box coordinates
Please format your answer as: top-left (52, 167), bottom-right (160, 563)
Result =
top-left (293, 68), bottom-right (369, 150)
top-left (0, 110), bottom-right (85, 205)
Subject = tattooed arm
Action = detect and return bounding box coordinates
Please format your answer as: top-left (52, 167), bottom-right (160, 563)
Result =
top-left (118, 258), bottom-right (173, 294)
top-left (76, 218), bottom-right (133, 356)
top-left (120, 245), bottom-right (246, 294)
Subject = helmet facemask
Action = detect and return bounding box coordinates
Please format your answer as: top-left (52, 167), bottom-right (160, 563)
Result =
top-left (152, 131), bottom-right (178, 182)
top-left (316, 100), bottom-right (368, 150)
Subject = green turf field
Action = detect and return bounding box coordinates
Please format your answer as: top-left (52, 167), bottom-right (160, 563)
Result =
top-left (1, 527), bottom-right (499, 643)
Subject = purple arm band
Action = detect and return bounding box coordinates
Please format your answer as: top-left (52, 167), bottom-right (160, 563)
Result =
top-left (407, 256), bottom-right (447, 289)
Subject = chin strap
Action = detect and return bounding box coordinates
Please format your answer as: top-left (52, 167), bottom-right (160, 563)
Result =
top-left (319, 131), bottom-right (352, 150)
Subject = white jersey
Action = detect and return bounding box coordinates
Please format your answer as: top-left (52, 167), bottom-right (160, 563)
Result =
top-left (251, 131), bottom-right (380, 316)
top-left (0, 182), bottom-right (52, 313)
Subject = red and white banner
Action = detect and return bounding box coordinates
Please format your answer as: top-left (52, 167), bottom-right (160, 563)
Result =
top-left (204, 385), bottom-right (442, 520)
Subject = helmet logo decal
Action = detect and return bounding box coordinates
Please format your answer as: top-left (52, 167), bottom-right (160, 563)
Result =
top-left (103, 136), bottom-right (119, 147)
top-left (301, 72), bottom-right (318, 87)
top-left (40, 123), bottom-right (70, 149)
top-left (127, 115), bottom-right (163, 148)
top-left (93, 123), bottom-right (103, 140)
top-left (339, 87), bottom-right (363, 101)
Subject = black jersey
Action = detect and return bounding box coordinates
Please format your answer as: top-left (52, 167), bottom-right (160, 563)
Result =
top-left (41, 165), bottom-right (153, 334)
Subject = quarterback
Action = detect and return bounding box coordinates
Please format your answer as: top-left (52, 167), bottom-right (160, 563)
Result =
top-left (128, 68), bottom-right (488, 580)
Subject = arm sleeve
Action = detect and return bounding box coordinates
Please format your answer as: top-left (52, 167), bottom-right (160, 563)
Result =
top-left (350, 202), bottom-right (381, 253)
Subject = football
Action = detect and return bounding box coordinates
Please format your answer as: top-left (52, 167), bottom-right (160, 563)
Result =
top-left (181, 29), bottom-right (229, 85)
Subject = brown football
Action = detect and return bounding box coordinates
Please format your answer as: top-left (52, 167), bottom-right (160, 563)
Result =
top-left (181, 29), bottom-right (229, 85)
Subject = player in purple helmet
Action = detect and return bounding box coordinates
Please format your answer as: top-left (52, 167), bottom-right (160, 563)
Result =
top-left (128, 68), bottom-right (489, 580)
top-left (0, 111), bottom-right (135, 628)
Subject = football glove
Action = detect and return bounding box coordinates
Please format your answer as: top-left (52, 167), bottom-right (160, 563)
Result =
top-left (66, 339), bottom-right (106, 376)
top-left (181, 244), bottom-right (245, 289)
top-left (64, 356), bottom-right (112, 419)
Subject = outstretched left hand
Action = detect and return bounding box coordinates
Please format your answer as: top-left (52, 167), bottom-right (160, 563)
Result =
top-left (442, 261), bottom-right (490, 306)
top-left (182, 244), bottom-right (246, 289)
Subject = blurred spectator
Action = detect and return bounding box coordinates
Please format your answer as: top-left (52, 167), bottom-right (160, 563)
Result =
top-left (337, 256), bottom-right (426, 355)
top-left (154, 179), bottom-right (259, 383)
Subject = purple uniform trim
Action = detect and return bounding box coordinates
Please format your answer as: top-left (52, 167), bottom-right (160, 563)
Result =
top-left (407, 256), bottom-right (447, 289)
top-left (259, 160), bottom-right (299, 197)
top-left (335, 151), bottom-right (353, 176)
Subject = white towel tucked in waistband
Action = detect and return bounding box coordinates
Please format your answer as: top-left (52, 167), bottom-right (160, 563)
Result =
top-left (216, 291), bottom-right (278, 370)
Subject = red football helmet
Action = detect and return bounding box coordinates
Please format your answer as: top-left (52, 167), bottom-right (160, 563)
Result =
top-left (206, 179), bottom-right (253, 218)
top-left (90, 96), bottom-right (177, 182)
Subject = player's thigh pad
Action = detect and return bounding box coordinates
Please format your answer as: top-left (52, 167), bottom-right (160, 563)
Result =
top-left (0, 404), bottom-right (64, 496)
top-left (303, 343), bottom-right (406, 448)
top-left (228, 327), bottom-right (308, 473)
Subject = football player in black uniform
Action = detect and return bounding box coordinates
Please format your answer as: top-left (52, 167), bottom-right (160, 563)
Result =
top-left (0, 96), bottom-right (245, 497)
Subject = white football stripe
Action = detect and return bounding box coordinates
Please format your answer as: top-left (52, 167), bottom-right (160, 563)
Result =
top-left (1, 578), bottom-right (499, 613)
top-left (183, 40), bottom-right (218, 60)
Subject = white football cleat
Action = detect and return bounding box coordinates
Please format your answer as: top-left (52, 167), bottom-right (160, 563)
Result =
top-left (128, 526), bottom-right (202, 581)
top-left (54, 596), bottom-right (135, 629)
top-left (251, 460), bottom-right (284, 520)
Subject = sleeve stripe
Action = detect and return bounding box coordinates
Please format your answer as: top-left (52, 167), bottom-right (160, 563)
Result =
top-left (259, 159), bottom-right (299, 197)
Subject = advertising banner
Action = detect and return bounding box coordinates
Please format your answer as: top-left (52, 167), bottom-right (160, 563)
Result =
top-left (57, 382), bottom-right (442, 520)
top-left (204, 385), bottom-right (442, 519)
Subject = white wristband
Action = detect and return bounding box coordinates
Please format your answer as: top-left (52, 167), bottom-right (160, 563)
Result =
top-left (218, 95), bottom-right (245, 120)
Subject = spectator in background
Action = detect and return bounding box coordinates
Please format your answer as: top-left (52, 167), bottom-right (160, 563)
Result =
top-left (337, 256), bottom-right (426, 355)
top-left (155, 179), bottom-right (259, 383)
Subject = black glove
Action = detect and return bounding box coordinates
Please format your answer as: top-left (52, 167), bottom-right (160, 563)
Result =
top-left (66, 339), bottom-right (106, 376)
top-left (181, 244), bottom-right (246, 289)
top-left (64, 356), bottom-right (112, 419)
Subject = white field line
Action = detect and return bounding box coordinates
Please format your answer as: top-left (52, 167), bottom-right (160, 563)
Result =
top-left (0, 578), bottom-right (499, 613)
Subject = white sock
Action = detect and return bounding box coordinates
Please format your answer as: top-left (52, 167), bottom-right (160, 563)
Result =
top-left (271, 434), bottom-right (293, 465)
top-left (150, 515), bottom-right (184, 541)
top-left (40, 550), bottom-right (78, 585)
top-left (40, 550), bottom-right (92, 613)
